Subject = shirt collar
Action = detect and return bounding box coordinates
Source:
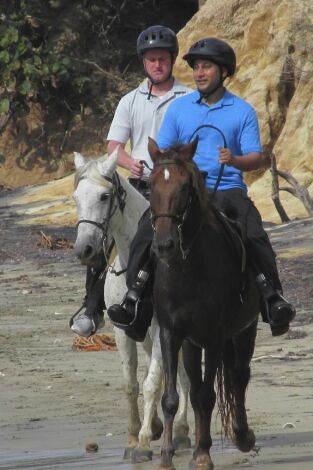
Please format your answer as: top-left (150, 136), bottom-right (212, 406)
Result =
top-left (193, 89), bottom-right (234, 109)
top-left (138, 78), bottom-right (188, 97)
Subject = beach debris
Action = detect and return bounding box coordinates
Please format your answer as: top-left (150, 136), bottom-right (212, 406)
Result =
top-left (85, 442), bottom-right (99, 453)
top-left (36, 230), bottom-right (74, 250)
top-left (72, 333), bottom-right (117, 352)
top-left (282, 422), bottom-right (296, 429)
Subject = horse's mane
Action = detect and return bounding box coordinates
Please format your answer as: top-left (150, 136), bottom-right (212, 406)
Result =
top-left (185, 160), bottom-right (209, 211)
top-left (74, 156), bottom-right (111, 190)
top-left (74, 155), bottom-right (149, 217)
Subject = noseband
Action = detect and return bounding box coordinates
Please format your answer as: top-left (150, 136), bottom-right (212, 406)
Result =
top-left (76, 171), bottom-right (126, 268)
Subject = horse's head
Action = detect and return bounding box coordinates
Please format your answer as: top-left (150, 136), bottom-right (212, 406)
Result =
top-left (148, 137), bottom-right (207, 261)
top-left (73, 148), bottom-right (123, 268)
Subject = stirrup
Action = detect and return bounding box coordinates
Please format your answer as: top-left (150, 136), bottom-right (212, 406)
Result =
top-left (108, 295), bottom-right (152, 343)
top-left (268, 294), bottom-right (296, 325)
top-left (107, 294), bottom-right (139, 329)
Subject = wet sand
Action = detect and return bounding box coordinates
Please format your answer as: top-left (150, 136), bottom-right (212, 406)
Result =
top-left (0, 188), bottom-right (313, 469)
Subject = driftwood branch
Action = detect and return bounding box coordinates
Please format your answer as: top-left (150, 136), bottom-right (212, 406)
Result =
top-left (270, 153), bottom-right (290, 222)
top-left (270, 152), bottom-right (313, 219)
top-left (279, 186), bottom-right (296, 196)
top-left (277, 168), bottom-right (313, 216)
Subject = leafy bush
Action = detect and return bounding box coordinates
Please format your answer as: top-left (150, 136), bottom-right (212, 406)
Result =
top-left (0, 7), bottom-right (90, 119)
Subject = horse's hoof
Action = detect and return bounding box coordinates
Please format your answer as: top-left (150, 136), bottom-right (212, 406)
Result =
top-left (131, 447), bottom-right (153, 463)
top-left (173, 435), bottom-right (192, 450)
top-left (189, 457), bottom-right (214, 470)
top-left (152, 416), bottom-right (164, 440)
top-left (160, 463), bottom-right (176, 470)
top-left (233, 428), bottom-right (255, 452)
top-left (123, 446), bottom-right (135, 460)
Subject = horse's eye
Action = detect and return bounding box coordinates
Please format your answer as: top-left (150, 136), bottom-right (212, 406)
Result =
top-left (100, 193), bottom-right (109, 201)
top-left (182, 182), bottom-right (189, 193)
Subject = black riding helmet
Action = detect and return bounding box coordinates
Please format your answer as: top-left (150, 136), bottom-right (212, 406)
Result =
top-left (137, 25), bottom-right (179, 57)
top-left (183, 37), bottom-right (236, 77)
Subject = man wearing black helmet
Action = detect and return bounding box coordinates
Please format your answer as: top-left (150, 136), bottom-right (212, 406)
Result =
top-left (71, 26), bottom-right (192, 337)
top-left (108, 37), bottom-right (295, 341)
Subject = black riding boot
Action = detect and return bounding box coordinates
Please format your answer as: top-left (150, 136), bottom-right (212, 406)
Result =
top-left (255, 273), bottom-right (296, 336)
top-left (70, 266), bottom-right (106, 337)
top-left (107, 266), bottom-right (153, 342)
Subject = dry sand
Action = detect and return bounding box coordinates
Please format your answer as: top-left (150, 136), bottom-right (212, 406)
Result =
top-left (0, 187), bottom-right (313, 469)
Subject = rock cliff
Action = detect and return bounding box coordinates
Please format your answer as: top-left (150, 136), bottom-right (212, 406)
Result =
top-left (175, 0), bottom-right (313, 221)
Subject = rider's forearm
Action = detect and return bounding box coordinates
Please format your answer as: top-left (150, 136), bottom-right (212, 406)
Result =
top-left (231, 152), bottom-right (262, 172)
top-left (107, 140), bottom-right (133, 171)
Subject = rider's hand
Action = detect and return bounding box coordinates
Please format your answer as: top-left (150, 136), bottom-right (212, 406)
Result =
top-left (130, 159), bottom-right (144, 178)
top-left (218, 146), bottom-right (235, 166)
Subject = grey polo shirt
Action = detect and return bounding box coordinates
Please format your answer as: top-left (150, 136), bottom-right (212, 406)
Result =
top-left (107, 78), bottom-right (193, 179)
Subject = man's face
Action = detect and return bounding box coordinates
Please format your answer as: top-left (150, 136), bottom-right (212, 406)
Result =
top-left (193, 59), bottom-right (227, 95)
top-left (143, 49), bottom-right (173, 83)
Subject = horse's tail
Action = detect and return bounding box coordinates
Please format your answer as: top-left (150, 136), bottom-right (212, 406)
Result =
top-left (216, 341), bottom-right (236, 440)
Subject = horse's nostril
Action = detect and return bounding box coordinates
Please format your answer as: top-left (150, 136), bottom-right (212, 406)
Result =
top-left (83, 245), bottom-right (94, 259)
top-left (159, 237), bottom-right (174, 253)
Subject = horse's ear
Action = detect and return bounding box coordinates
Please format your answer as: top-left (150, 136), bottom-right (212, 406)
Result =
top-left (99, 146), bottom-right (119, 177)
top-left (179, 136), bottom-right (199, 162)
top-left (148, 137), bottom-right (163, 164)
top-left (74, 151), bottom-right (86, 170)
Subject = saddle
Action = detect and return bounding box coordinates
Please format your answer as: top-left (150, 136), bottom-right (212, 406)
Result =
top-left (129, 178), bottom-right (151, 200)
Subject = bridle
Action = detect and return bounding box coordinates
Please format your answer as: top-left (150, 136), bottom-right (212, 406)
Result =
top-left (150, 159), bottom-right (200, 260)
top-left (76, 171), bottom-right (127, 274)
top-left (150, 125), bottom-right (228, 259)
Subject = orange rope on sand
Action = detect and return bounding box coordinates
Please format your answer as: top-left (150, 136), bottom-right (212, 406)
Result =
top-left (72, 333), bottom-right (117, 352)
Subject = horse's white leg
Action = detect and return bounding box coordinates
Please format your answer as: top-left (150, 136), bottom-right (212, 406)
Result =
top-left (105, 268), bottom-right (141, 458)
top-left (114, 327), bottom-right (141, 457)
top-left (132, 317), bottom-right (163, 463)
top-left (174, 353), bottom-right (191, 449)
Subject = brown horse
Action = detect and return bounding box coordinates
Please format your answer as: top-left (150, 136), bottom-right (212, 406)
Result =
top-left (148, 137), bottom-right (260, 470)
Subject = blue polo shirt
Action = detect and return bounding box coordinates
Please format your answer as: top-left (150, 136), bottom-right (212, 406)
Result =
top-left (157, 90), bottom-right (262, 192)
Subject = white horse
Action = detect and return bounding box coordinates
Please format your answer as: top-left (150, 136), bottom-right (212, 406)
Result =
top-left (72, 149), bottom-right (190, 462)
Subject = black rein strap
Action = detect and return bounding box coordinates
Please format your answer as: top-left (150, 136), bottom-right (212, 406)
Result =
top-left (188, 124), bottom-right (227, 201)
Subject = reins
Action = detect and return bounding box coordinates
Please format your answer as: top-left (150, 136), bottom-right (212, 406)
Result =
top-left (188, 124), bottom-right (227, 202)
top-left (76, 171), bottom-right (127, 277)
top-left (150, 125), bottom-right (227, 259)
top-left (69, 169), bottom-right (128, 328)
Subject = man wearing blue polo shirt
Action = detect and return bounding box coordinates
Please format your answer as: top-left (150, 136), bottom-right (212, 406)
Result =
top-left (108, 37), bottom-right (295, 340)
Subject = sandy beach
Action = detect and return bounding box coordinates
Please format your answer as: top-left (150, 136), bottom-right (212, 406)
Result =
top-left (0, 187), bottom-right (313, 469)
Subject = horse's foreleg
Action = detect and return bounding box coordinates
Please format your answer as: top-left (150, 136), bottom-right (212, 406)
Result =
top-left (160, 327), bottom-right (182, 470)
top-left (227, 320), bottom-right (258, 452)
top-left (114, 328), bottom-right (141, 458)
top-left (132, 328), bottom-right (163, 463)
top-left (183, 342), bottom-right (215, 469)
top-left (173, 353), bottom-right (191, 450)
